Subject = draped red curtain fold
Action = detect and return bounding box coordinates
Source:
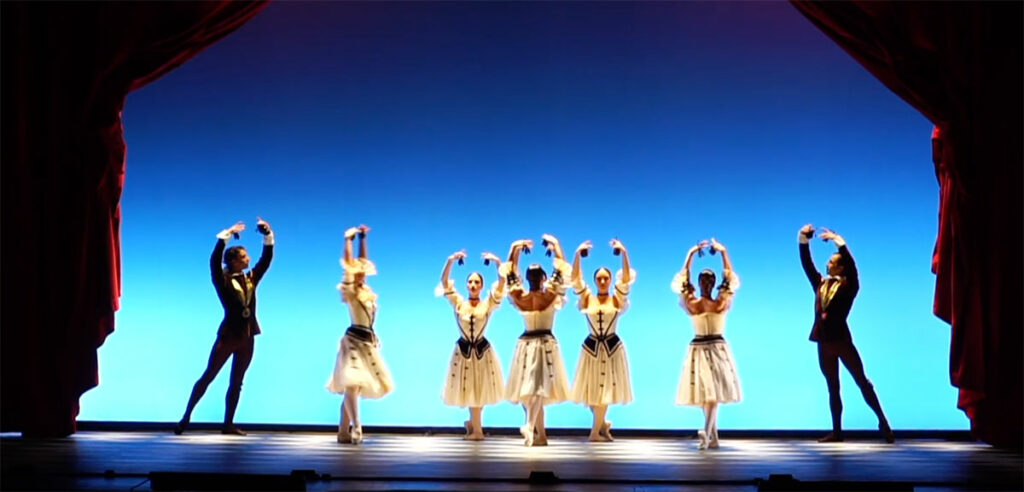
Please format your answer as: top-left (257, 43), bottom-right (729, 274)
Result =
top-left (1, 0), bottom-right (268, 437)
top-left (791, 1), bottom-right (1023, 448)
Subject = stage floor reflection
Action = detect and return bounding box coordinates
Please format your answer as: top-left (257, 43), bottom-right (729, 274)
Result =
top-left (2, 430), bottom-right (1020, 490)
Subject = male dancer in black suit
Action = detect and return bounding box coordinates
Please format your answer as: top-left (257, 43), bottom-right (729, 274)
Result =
top-left (174, 218), bottom-right (274, 435)
top-left (799, 224), bottom-right (894, 443)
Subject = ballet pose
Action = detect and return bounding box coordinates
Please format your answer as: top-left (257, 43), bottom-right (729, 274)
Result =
top-left (673, 238), bottom-right (742, 450)
top-left (437, 249), bottom-right (508, 440)
top-left (326, 225), bottom-right (394, 444)
top-left (798, 224), bottom-right (894, 443)
top-left (175, 218), bottom-right (274, 436)
top-left (504, 235), bottom-right (573, 446)
top-left (570, 238), bottom-right (635, 442)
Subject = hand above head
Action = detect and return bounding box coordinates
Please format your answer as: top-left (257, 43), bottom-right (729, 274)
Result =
top-left (514, 239), bottom-right (534, 250)
top-left (541, 233), bottom-right (560, 246)
top-left (576, 240), bottom-right (593, 253)
top-left (358, 224), bottom-right (371, 235)
top-left (256, 216), bottom-right (272, 235)
top-left (227, 221), bottom-right (246, 235)
top-left (818, 227), bottom-right (842, 243)
top-left (709, 237), bottom-right (726, 252)
top-left (344, 226), bottom-right (361, 239)
top-left (689, 239), bottom-right (709, 255)
top-left (799, 223), bottom-right (815, 238)
top-left (609, 238), bottom-right (626, 252)
top-left (450, 249), bottom-right (467, 261)
top-left (482, 252), bottom-right (501, 265)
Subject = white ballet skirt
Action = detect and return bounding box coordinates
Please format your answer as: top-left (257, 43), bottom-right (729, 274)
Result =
top-left (672, 269), bottom-right (743, 405)
top-left (504, 258), bottom-right (572, 405)
top-left (571, 269), bottom-right (635, 406)
top-left (437, 278), bottom-right (506, 407)
top-left (326, 264), bottom-right (394, 399)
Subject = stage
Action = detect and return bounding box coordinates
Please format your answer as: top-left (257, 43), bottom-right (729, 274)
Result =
top-left (2, 427), bottom-right (1020, 490)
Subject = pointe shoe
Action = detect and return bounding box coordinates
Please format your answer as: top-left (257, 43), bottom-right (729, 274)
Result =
top-left (520, 424), bottom-right (534, 447)
top-left (221, 424), bottom-right (247, 436)
top-left (600, 420), bottom-right (615, 441)
top-left (466, 432), bottom-right (485, 441)
top-left (173, 420), bottom-right (189, 435)
top-left (708, 430), bottom-right (720, 449)
top-left (463, 420), bottom-right (474, 439)
top-left (697, 430), bottom-right (709, 450)
top-left (533, 434), bottom-right (549, 446)
top-left (817, 431), bottom-right (844, 443)
top-left (588, 431), bottom-right (610, 442)
top-left (337, 426), bottom-right (351, 444)
top-left (351, 427), bottom-right (363, 445)
top-left (879, 422), bottom-right (895, 444)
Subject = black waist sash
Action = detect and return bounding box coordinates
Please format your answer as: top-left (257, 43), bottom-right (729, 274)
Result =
top-left (690, 334), bottom-right (725, 344)
top-left (456, 336), bottom-right (491, 359)
top-left (519, 329), bottom-right (553, 340)
top-left (345, 324), bottom-right (376, 343)
top-left (582, 333), bottom-right (622, 356)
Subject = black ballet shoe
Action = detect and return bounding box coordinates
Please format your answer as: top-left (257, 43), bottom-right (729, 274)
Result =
top-left (817, 432), bottom-right (844, 443)
top-left (173, 420), bottom-right (188, 435)
top-left (879, 423), bottom-right (895, 444)
top-left (221, 424), bottom-right (247, 436)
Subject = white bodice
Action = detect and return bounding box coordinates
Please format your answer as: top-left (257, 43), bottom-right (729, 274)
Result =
top-left (689, 311), bottom-right (728, 337)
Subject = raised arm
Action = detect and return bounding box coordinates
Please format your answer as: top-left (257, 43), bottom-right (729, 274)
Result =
top-left (612, 238), bottom-right (631, 284)
top-left (250, 217), bottom-right (275, 284)
top-left (342, 226), bottom-right (359, 264)
top-left (211, 221), bottom-right (245, 287)
top-left (542, 233), bottom-right (566, 261)
top-left (571, 240), bottom-right (592, 288)
top-left (440, 250), bottom-right (466, 290)
top-left (506, 239), bottom-right (531, 300)
top-left (482, 252), bottom-right (506, 292)
top-left (710, 237), bottom-right (731, 273)
top-left (819, 228), bottom-right (858, 292)
top-left (709, 238), bottom-right (738, 312)
top-left (357, 224), bottom-right (370, 260)
top-left (678, 241), bottom-right (707, 314)
top-left (798, 224), bottom-right (821, 288)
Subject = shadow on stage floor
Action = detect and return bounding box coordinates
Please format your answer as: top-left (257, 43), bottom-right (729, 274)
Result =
top-left (2, 424), bottom-right (1020, 491)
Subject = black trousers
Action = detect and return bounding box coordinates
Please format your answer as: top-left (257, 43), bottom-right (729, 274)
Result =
top-left (817, 339), bottom-right (887, 431)
top-left (182, 334), bottom-right (255, 425)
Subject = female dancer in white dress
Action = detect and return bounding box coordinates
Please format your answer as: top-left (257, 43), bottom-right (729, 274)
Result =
top-left (570, 238), bottom-right (635, 442)
top-left (436, 249), bottom-right (507, 440)
top-left (504, 234), bottom-right (573, 446)
top-left (326, 225), bottom-right (395, 444)
top-left (673, 238), bottom-right (742, 450)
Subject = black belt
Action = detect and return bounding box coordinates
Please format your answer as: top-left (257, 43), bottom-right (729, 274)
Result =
top-left (345, 324), bottom-right (376, 343)
top-left (519, 329), bottom-right (553, 339)
top-left (456, 337), bottom-right (492, 360)
top-left (691, 334), bottom-right (725, 344)
top-left (582, 333), bottom-right (622, 356)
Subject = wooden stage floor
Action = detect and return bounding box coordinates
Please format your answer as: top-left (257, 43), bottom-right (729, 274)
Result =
top-left (2, 429), bottom-right (1021, 490)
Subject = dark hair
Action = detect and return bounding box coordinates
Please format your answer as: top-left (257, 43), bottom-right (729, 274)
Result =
top-left (466, 272), bottom-right (484, 283)
top-left (593, 267), bottom-right (612, 280)
top-left (526, 264), bottom-right (547, 289)
top-left (224, 246), bottom-right (247, 266)
top-left (831, 252), bottom-right (853, 273)
top-left (698, 269), bottom-right (716, 285)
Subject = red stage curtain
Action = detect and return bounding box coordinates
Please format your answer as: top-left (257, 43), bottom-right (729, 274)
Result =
top-left (791, 1), bottom-right (1023, 448)
top-left (1, 1), bottom-right (267, 437)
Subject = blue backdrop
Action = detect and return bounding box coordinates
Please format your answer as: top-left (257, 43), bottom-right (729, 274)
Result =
top-left (79, 2), bottom-right (964, 430)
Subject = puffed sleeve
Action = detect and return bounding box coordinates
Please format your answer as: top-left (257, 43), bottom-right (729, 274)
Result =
top-left (613, 268), bottom-right (637, 311)
top-left (434, 278), bottom-right (463, 308)
top-left (337, 261), bottom-right (357, 304)
top-left (545, 258), bottom-right (572, 295)
top-left (500, 261), bottom-right (524, 302)
top-left (573, 277), bottom-right (591, 311)
top-left (487, 278), bottom-right (505, 311)
top-left (717, 269), bottom-right (740, 309)
top-left (670, 268), bottom-right (695, 307)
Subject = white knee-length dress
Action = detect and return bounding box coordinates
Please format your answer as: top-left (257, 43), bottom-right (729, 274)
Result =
top-left (326, 259), bottom-right (395, 399)
top-left (504, 258), bottom-right (573, 405)
top-left (673, 269), bottom-right (743, 405)
top-left (571, 269), bottom-right (635, 406)
top-left (438, 279), bottom-right (506, 407)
